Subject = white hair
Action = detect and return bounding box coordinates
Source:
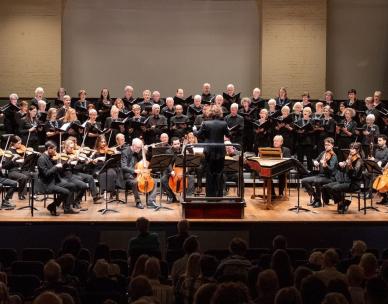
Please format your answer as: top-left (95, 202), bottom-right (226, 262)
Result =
top-left (110, 105), bottom-right (119, 115)
top-left (366, 114), bottom-right (375, 121)
top-left (35, 87), bottom-right (44, 95)
top-left (63, 95), bottom-right (71, 100)
top-left (152, 104), bottom-right (160, 110)
top-left (230, 103), bottom-right (239, 110)
top-left (166, 97), bottom-right (174, 103)
top-left (9, 93), bottom-right (18, 100)
top-left (124, 85), bottom-right (133, 92)
top-left (194, 95), bottom-right (202, 102)
top-left (273, 135), bottom-right (284, 143)
top-left (89, 109), bottom-right (97, 115)
top-left (268, 98), bottom-right (276, 106)
top-left (132, 138), bottom-right (143, 147)
top-left (37, 100), bottom-right (46, 107)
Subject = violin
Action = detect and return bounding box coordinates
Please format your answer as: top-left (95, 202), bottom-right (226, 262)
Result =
top-left (135, 145), bottom-right (155, 194)
top-left (0, 149), bottom-right (15, 159)
top-left (16, 144), bottom-right (34, 155)
top-left (324, 150), bottom-right (335, 161)
top-left (345, 153), bottom-right (360, 169)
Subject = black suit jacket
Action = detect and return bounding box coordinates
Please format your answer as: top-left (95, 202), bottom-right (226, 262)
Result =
top-left (120, 147), bottom-right (139, 180)
top-left (194, 118), bottom-right (230, 159)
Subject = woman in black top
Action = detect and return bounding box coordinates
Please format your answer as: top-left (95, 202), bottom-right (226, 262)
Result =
top-left (295, 107), bottom-right (315, 171)
top-left (336, 107), bottom-right (357, 156)
top-left (19, 105), bottom-right (40, 150)
top-left (315, 106), bottom-right (336, 153)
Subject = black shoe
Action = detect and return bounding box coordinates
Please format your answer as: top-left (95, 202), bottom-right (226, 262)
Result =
top-left (18, 195), bottom-right (26, 200)
top-left (377, 198), bottom-right (388, 205)
top-left (64, 208), bottom-right (80, 214)
top-left (343, 199), bottom-right (351, 211)
top-left (136, 201), bottom-right (144, 209)
top-left (93, 195), bottom-right (102, 204)
top-left (47, 202), bottom-right (58, 216)
top-left (2, 200), bottom-right (15, 208)
top-left (313, 201), bottom-right (322, 208)
top-left (147, 201), bottom-right (158, 209)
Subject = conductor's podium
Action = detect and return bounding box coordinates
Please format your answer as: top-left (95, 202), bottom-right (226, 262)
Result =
top-left (181, 200), bottom-right (246, 219)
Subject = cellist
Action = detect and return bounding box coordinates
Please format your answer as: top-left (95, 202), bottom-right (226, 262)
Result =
top-left (121, 138), bottom-right (157, 209)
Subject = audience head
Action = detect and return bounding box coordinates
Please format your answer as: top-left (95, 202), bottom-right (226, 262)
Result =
top-left (200, 254), bottom-right (219, 278)
top-left (275, 287), bottom-right (302, 304)
top-left (294, 266), bottom-right (313, 290)
top-left (321, 292), bottom-right (349, 304)
top-left (351, 240), bottom-right (367, 257)
top-left (44, 260), bottom-right (62, 283)
top-left (229, 238), bottom-right (248, 256)
top-left (211, 281), bottom-right (250, 304)
top-left (93, 259), bottom-right (110, 279)
top-left (61, 235), bottom-right (82, 258)
top-left (327, 279), bottom-right (352, 303)
top-left (131, 254), bottom-right (149, 278)
top-left (136, 217), bottom-right (150, 235)
top-left (177, 219), bottom-right (190, 235)
top-left (56, 253), bottom-right (76, 276)
top-left (272, 235), bottom-right (288, 250)
top-left (300, 275), bottom-right (327, 304)
top-left (308, 251), bottom-right (324, 269)
top-left (359, 252), bottom-right (378, 278)
top-left (346, 264), bottom-right (364, 287)
top-left (33, 291), bottom-right (63, 304)
top-left (323, 248), bottom-right (340, 268)
top-left (185, 252), bottom-right (201, 278)
top-left (144, 257), bottom-right (160, 281)
top-left (129, 275), bottom-right (153, 301)
top-left (194, 283), bottom-right (217, 304)
top-left (183, 236), bottom-right (199, 255)
top-left (256, 269), bottom-right (279, 299)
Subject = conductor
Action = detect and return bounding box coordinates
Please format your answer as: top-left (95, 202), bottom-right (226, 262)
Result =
top-left (194, 105), bottom-right (229, 197)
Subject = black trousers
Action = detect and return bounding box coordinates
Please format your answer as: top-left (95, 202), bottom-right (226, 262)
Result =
top-left (46, 180), bottom-right (76, 210)
top-left (322, 181), bottom-right (359, 204)
top-left (75, 172), bottom-right (98, 198)
top-left (98, 168), bottom-right (117, 193)
top-left (206, 155), bottom-right (225, 197)
top-left (63, 176), bottom-right (88, 203)
top-left (301, 175), bottom-right (332, 202)
top-left (8, 170), bottom-right (31, 196)
top-left (297, 145), bottom-right (313, 171)
top-left (0, 177), bottom-right (18, 200)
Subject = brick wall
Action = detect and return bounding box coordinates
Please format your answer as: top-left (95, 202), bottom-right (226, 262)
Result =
top-left (261, 0), bottom-right (327, 99)
top-left (0, 0), bottom-right (62, 97)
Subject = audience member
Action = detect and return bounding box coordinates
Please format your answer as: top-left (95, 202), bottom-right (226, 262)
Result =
top-left (167, 220), bottom-right (192, 251)
top-left (176, 253), bottom-right (201, 304)
top-left (211, 281), bottom-right (251, 304)
top-left (128, 275), bottom-right (154, 302)
top-left (215, 238), bottom-right (252, 283)
top-left (144, 257), bottom-right (174, 304)
top-left (293, 266), bottom-right (313, 291)
top-left (254, 269), bottom-right (279, 304)
top-left (274, 287), bottom-right (302, 304)
top-left (321, 292), bottom-right (349, 304)
top-left (270, 249), bottom-right (294, 288)
top-left (359, 253), bottom-right (378, 280)
top-left (315, 249), bottom-right (346, 286)
top-left (300, 275), bottom-right (327, 304)
top-left (128, 217), bottom-right (161, 259)
top-left (193, 283), bottom-right (217, 304)
top-left (347, 265), bottom-right (365, 304)
top-left (33, 291), bottom-right (63, 304)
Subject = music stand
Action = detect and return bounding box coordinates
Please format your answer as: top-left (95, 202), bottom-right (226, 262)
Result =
top-left (181, 153), bottom-right (204, 202)
top-left (149, 153), bottom-right (174, 211)
top-left (288, 158), bottom-right (315, 213)
top-left (97, 155), bottom-right (122, 214)
top-left (18, 153), bottom-right (40, 214)
top-left (363, 159), bottom-right (383, 213)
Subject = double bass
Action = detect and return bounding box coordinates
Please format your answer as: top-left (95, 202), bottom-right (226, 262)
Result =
top-left (168, 162), bottom-right (188, 194)
top-left (135, 145), bottom-right (155, 193)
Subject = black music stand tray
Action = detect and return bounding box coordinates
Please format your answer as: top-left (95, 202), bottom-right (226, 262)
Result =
top-left (17, 153), bottom-right (40, 215)
top-left (362, 159), bottom-right (383, 213)
top-left (288, 158), bottom-right (315, 213)
top-left (97, 156), bottom-right (121, 214)
top-left (149, 153), bottom-right (174, 212)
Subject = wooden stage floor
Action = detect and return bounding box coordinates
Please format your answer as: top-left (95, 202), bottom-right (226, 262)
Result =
top-left (1, 188), bottom-right (387, 223)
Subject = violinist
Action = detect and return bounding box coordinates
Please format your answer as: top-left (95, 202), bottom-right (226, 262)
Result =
top-left (322, 142), bottom-right (363, 213)
top-left (91, 135), bottom-right (119, 197)
top-left (84, 109), bottom-right (101, 148)
top-left (37, 141), bottom-right (79, 216)
top-left (302, 137), bottom-right (338, 208)
top-left (62, 139), bottom-right (101, 206)
top-left (19, 105), bottom-right (40, 150)
top-left (121, 138), bottom-right (158, 209)
top-left (144, 104), bottom-right (168, 145)
top-left (336, 107), bottom-right (357, 154)
top-left (4, 136), bottom-right (33, 200)
top-left (0, 147), bottom-right (19, 209)
top-left (45, 108), bottom-right (62, 147)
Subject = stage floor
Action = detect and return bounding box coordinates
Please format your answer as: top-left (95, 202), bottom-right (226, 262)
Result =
top-left (1, 188), bottom-right (387, 223)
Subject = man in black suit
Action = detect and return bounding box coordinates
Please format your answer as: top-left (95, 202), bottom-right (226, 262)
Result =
top-left (194, 105), bottom-right (229, 197)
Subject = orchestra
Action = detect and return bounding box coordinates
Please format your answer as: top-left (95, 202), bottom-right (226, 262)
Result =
top-left (0, 83), bottom-right (387, 217)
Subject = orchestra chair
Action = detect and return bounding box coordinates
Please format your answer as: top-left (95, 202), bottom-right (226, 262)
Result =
top-left (8, 274), bottom-right (41, 300)
top-left (22, 248), bottom-right (54, 264)
top-left (11, 260), bottom-right (44, 279)
top-left (0, 248), bottom-right (17, 270)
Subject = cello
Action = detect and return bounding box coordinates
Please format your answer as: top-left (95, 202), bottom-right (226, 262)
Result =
top-left (135, 145), bottom-right (155, 193)
top-left (168, 161), bottom-right (188, 194)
